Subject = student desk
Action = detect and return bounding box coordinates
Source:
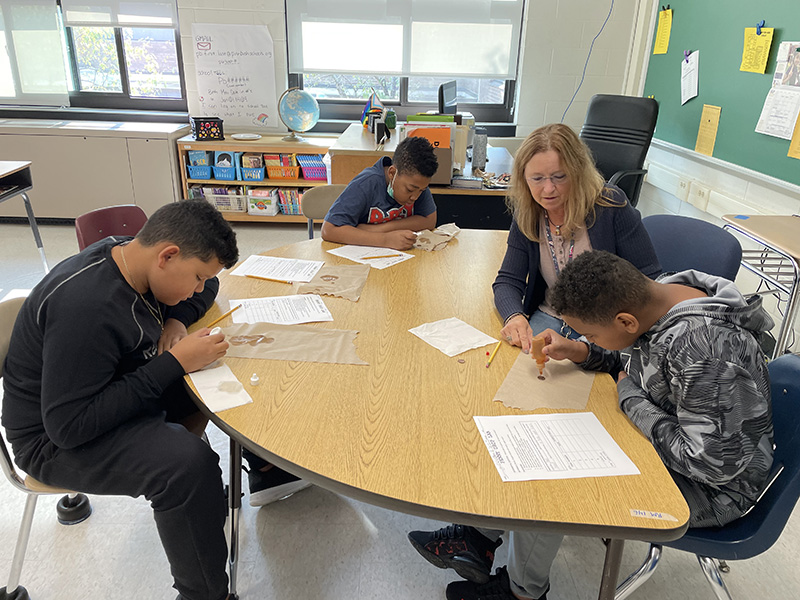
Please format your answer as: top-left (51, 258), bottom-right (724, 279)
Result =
top-left (722, 214), bottom-right (800, 358)
top-left (186, 230), bottom-right (689, 600)
top-left (0, 161), bottom-right (49, 272)
top-left (329, 123), bottom-right (514, 229)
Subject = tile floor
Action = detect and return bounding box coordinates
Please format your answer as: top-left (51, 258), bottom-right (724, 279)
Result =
top-left (1, 193), bottom-right (799, 599)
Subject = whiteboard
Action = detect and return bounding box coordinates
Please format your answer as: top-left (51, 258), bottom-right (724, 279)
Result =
top-left (191, 24), bottom-right (279, 129)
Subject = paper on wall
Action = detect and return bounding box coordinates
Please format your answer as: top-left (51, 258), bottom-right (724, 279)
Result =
top-left (681, 51), bottom-right (699, 105)
top-left (755, 86), bottom-right (800, 140)
top-left (740, 27), bottom-right (774, 74)
top-left (695, 104), bottom-right (722, 156)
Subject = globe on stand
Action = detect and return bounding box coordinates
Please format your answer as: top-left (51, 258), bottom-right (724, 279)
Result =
top-left (278, 87), bottom-right (320, 142)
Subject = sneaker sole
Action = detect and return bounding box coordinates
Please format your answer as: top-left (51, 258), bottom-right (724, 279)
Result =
top-left (407, 534), bottom-right (490, 584)
top-left (249, 480), bottom-right (312, 507)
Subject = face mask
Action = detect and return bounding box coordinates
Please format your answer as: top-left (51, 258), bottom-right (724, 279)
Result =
top-left (387, 172), bottom-right (397, 200)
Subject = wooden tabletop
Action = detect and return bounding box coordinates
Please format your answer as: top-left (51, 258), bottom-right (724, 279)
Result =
top-left (723, 214), bottom-right (800, 260)
top-left (0, 161), bottom-right (31, 178)
top-left (188, 230), bottom-right (689, 540)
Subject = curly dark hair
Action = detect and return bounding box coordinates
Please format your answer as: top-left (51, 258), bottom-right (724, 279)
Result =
top-left (393, 136), bottom-right (439, 178)
top-left (548, 250), bottom-right (652, 323)
top-left (137, 200), bottom-right (239, 269)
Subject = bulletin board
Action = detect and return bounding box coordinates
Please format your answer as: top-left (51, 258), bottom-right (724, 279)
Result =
top-left (643, 1), bottom-right (800, 186)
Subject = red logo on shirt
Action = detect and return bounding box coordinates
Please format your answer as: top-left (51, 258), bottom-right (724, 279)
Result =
top-left (368, 206), bottom-right (412, 223)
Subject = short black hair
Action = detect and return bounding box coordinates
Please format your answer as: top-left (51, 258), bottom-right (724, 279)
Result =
top-left (137, 200), bottom-right (239, 269)
top-left (393, 136), bottom-right (438, 178)
top-left (548, 251), bottom-right (651, 323)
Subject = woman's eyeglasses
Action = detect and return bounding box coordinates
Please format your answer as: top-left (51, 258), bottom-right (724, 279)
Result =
top-left (526, 173), bottom-right (568, 186)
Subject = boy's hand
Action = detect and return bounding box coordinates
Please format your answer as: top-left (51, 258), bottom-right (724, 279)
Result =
top-left (540, 328), bottom-right (589, 363)
top-left (158, 318), bottom-right (188, 355)
top-left (383, 230), bottom-right (417, 250)
top-left (501, 314), bottom-right (533, 354)
top-left (168, 328), bottom-right (228, 373)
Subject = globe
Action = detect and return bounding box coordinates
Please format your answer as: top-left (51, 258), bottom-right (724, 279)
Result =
top-left (278, 87), bottom-right (320, 142)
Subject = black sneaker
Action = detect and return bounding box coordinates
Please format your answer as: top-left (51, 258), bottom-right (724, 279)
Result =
top-left (446, 566), bottom-right (548, 600)
top-left (247, 465), bottom-right (311, 507)
top-left (408, 524), bottom-right (502, 584)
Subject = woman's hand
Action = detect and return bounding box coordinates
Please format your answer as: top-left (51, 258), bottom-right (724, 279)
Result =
top-left (158, 318), bottom-right (188, 355)
top-left (540, 328), bottom-right (589, 363)
top-left (501, 314), bottom-right (534, 353)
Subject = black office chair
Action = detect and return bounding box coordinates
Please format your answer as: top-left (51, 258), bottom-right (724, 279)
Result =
top-left (579, 94), bottom-right (659, 207)
top-left (642, 214), bottom-right (742, 281)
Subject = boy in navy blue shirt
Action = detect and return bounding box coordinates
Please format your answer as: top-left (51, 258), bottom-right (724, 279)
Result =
top-left (321, 136), bottom-right (439, 250)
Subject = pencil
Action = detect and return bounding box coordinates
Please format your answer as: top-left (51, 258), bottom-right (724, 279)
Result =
top-left (485, 340), bottom-right (502, 368)
top-left (246, 274), bottom-right (292, 284)
top-left (362, 254), bottom-right (402, 260)
top-left (207, 304), bottom-right (242, 327)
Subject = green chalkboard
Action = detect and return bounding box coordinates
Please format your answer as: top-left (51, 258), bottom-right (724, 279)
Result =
top-left (643, 1), bottom-right (800, 186)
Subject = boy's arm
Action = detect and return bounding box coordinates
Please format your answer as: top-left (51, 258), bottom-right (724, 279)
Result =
top-left (40, 303), bottom-right (185, 450)
top-left (618, 357), bottom-right (765, 486)
top-left (321, 221), bottom-right (418, 250)
top-left (356, 212), bottom-right (437, 233)
top-left (578, 342), bottom-right (624, 375)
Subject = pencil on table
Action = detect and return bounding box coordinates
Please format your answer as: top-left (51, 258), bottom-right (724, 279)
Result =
top-left (485, 340), bottom-right (502, 368)
top-left (246, 274), bottom-right (292, 284)
top-left (207, 304), bottom-right (242, 328)
top-left (362, 254), bottom-right (403, 260)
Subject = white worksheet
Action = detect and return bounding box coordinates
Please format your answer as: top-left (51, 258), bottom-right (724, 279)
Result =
top-left (230, 255), bottom-right (324, 282)
top-left (326, 245), bottom-right (414, 269)
top-left (474, 413), bottom-right (640, 482)
top-left (229, 295), bottom-right (333, 325)
top-left (680, 51), bottom-right (699, 105)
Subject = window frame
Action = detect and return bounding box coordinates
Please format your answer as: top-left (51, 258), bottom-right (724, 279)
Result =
top-left (64, 20), bottom-right (188, 112)
top-left (289, 73), bottom-right (516, 127)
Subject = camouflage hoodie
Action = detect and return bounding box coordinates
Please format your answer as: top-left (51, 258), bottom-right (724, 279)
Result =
top-left (581, 270), bottom-right (774, 528)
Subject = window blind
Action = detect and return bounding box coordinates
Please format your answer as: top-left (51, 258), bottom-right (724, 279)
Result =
top-left (60, 0), bottom-right (177, 27)
top-left (0, 0), bottom-right (69, 106)
top-left (286, 0), bottom-right (524, 78)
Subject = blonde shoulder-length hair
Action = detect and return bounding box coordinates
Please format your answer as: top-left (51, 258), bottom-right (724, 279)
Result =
top-left (507, 123), bottom-right (620, 242)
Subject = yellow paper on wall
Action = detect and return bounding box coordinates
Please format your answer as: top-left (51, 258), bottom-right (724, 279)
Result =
top-left (740, 27), bottom-right (774, 74)
top-left (653, 9), bottom-right (673, 55)
top-left (695, 104), bottom-right (722, 156)
top-left (789, 114), bottom-right (800, 160)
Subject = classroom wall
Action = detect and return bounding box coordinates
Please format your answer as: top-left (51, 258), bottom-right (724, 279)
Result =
top-left (175, 0), bottom-right (643, 136)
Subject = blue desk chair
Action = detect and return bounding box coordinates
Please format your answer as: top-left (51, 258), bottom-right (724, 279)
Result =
top-left (642, 214), bottom-right (742, 281)
top-left (615, 353), bottom-right (800, 600)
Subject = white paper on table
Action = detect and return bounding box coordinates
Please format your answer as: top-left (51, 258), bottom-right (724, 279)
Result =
top-left (326, 245), bottom-right (414, 269)
top-left (188, 362), bottom-right (253, 413)
top-left (408, 317), bottom-right (497, 357)
top-left (755, 86), bottom-right (800, 140)
top-left (680, 51), bottom-right (699, 105)
top-left (474, 413), bottom-right (640, 482)
top-left (230, 295), bottom-right (333, 325)
top-left (230, 255), bottom-right (324, 282)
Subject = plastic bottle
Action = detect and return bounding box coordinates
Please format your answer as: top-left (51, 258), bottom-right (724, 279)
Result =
top-left (472, 126), bottom-right (488, 171)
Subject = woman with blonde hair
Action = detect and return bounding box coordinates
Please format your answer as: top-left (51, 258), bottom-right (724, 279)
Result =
top-left (493, 123), bottom-right (660, 352)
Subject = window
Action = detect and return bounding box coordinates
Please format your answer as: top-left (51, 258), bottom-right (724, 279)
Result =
top-left (286, 0), bottom-right (523, 127)
top-left (0, 0), bottom-right (185, 112)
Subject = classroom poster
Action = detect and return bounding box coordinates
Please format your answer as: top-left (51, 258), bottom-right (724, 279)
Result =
top-left (192, 24), bottom-right (279, 128)
top-left (740, 27), bottom-right (774, 74)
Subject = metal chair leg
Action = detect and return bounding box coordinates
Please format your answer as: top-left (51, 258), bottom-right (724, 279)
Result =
top-left (615, 544), bottom-right (662, 600)
top-left (19, 192), bottom-right (49, 273)
top-left (697, 555), bottom-right (733, 600)
top-left (1, 493), bottom-right (38, 600)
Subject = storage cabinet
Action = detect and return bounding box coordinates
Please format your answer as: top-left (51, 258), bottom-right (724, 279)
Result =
top-left (176, 134), bottom-right (336, 224)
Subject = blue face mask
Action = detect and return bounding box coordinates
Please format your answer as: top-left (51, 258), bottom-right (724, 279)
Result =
top-left (387, 172), bottom-right (397, 200)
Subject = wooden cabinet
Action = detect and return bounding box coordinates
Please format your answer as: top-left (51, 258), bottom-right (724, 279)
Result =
top-left (176, 134), bottom-right (337, 223)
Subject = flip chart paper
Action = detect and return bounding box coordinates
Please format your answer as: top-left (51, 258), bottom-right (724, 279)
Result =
top-left (740, 27), bottom-right (774, 74)
top-left (695, 104), bottom-right (722, 156)
top-left (653, 9), bottom-right (672, 55)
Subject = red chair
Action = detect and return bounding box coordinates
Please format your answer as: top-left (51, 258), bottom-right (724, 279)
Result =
top-left (75, 205), bottom-right (148, 250)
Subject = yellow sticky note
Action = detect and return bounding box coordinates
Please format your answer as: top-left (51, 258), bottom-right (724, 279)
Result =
top-left (653, 9), bottom-right (673, 55)
top-left (740, 27), bottom-right (775, 74)
top-left (789, 114), bottom-right (800, 160)
top-left (695, 105), bottom-right (722, 157)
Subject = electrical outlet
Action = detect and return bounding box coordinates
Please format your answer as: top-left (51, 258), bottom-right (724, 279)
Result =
top-left (675, 178), bottom-right (690, 202)
top-left (688, 182), bottom-right (711, 211)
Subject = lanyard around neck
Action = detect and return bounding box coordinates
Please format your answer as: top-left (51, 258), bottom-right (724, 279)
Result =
top-left (543, 212), bottom-right (574, 276)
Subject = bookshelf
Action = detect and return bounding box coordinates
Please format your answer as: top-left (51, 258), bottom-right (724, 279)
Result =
top-left (176, 134), bottom-right (337, 224)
